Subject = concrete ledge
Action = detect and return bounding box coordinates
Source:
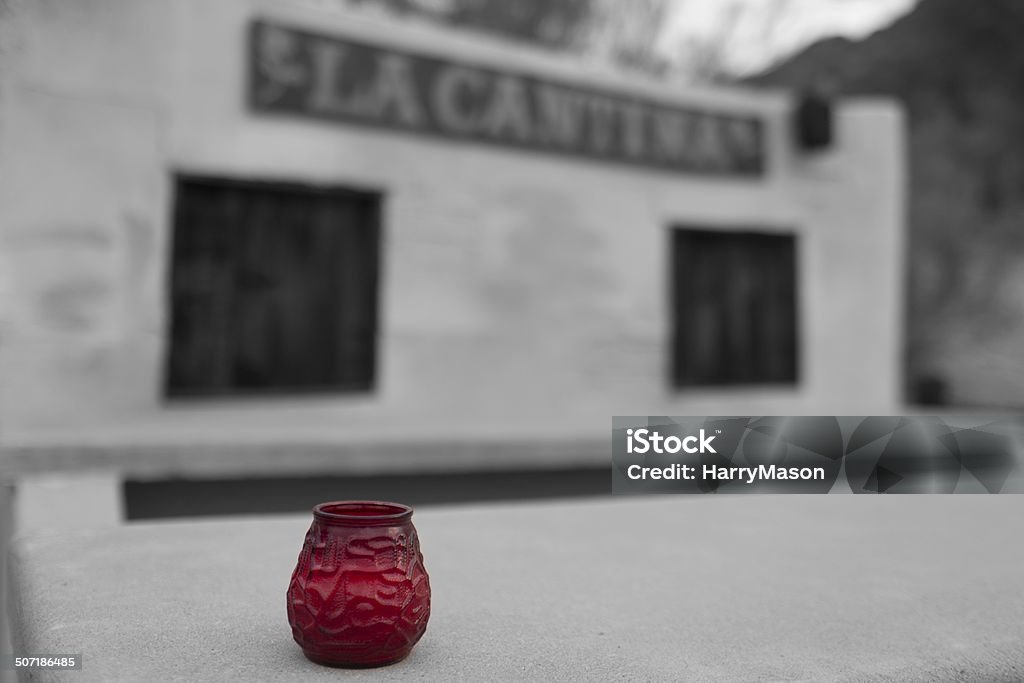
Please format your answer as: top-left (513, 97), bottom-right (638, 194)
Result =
top-left (0, 434), bottom-right (608, 481)
top-left (8, 496), bottom-right (1024, 681)
top-left (0, 485), bottom-right (12, 683)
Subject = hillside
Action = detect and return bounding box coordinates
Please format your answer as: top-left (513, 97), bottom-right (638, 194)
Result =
top-left (751, 0), bottom-right (1024, 407)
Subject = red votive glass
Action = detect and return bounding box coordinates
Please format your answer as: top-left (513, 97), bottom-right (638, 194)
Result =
top-left (286, 501), bottom-right (431, 667)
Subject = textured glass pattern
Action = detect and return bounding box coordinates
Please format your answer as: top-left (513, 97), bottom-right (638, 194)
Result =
top-left (287, 502), bottom-right (431, 667)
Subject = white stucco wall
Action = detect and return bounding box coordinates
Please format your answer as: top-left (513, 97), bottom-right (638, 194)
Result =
top-left (0, 0), bottom-right (905, 441)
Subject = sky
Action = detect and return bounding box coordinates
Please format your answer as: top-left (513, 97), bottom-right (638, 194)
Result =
top-left (298, 0), bottom-right (920, 79)
top-left (659, 0), bottom-right (919, 75)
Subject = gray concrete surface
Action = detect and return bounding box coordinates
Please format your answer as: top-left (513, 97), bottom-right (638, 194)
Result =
top-left (0, 432), bottom-right (608, 480)
top-left (7, 496), bottom-right (1024, 682)
top-left (0, 485), bottom-right (12, 683)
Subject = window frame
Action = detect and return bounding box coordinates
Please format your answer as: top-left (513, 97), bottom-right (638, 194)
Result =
top-left (163, 173), bottom-right (384, 399)
top-left (668, 225), bottom-right (801, 389)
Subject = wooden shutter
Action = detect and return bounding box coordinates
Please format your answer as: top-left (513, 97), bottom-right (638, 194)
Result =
top-left (166, 177), bottom-right (381, 397)
top-left (671, 228), bottom-right (798, 386)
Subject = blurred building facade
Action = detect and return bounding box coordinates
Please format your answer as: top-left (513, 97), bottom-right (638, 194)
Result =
top-left (0, 0), bottom-right (905, 442)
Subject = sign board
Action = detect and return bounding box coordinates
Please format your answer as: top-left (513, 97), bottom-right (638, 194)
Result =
top-left (248, 19), bottom-right (765, 177)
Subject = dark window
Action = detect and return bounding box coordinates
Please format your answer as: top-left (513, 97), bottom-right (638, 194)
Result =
top-left (166, 176), bottom-right (381, 397)
top-left (671, 228), bottom-right (798, 387)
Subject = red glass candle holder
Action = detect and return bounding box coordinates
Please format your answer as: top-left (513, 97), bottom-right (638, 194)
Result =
top-left (287, 501), bottom-right (431, 667)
